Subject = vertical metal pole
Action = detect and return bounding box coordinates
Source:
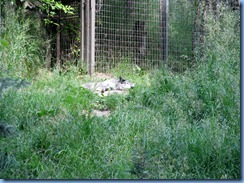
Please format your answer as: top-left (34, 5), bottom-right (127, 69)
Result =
top-left (84, 0), bottom-right (87, 65)
top-left (159, 0), bottom-right (164, 62)
top-left (0, 0), bottom-right (2, 27)
top-left (90, 0), bottom-right (96, 75)
top-left (86, 0), bottom-right (91, 75)
top-left (80, 0), bottom-right (85, 68)
top-left (165, 0), bottom-right (169, 67)
top-left (159, 0), bottom-right (168, 68)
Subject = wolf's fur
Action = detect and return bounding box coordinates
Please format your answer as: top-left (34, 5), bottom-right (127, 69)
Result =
top-left (82, 77), bottom-right (134, 95)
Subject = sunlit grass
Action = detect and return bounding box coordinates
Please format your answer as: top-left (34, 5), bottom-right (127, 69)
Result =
top-left (0, 4), bottom-right (240, 180)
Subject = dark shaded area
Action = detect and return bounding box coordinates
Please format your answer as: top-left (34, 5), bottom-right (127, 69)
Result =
top-left (0, 78), bottom-right (30, 96)
top-left (0, 123), bottom-right (15, 137)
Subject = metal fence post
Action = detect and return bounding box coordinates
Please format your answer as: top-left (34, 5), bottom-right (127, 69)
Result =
top-left (80, 0), bottom-right (85, 68)
top-left (166, 0), bottom-right (169, 67)
top-left (85, 0), bottom-right (90, 75)
top-left (159, 0), bottom-right (164, 63)
top-left (0, 0), bottom-right (2, 27)
top-left (90, 0), bottom-right (96, 75)
top-left (159, 0), bottom-right (168, 68)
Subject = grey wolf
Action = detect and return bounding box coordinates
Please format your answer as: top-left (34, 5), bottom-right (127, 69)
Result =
top-left (82, 77), bottom-right (134, 96)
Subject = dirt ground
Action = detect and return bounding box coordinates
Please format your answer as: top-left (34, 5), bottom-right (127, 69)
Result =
top-left (80, 73), bottom-right (131, 118)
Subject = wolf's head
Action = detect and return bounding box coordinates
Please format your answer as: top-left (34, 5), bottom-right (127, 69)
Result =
top-left (116, 77), bottom-right (135, 90)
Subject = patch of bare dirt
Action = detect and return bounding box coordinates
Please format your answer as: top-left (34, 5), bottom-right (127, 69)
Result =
top-left (92, 72), bottom-right (114, 80)
top-left (91, 109), bottom-right (110, 117)
top-left (81, 109), bottom-right (111, 118)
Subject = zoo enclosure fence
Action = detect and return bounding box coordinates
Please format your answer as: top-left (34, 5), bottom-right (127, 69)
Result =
top-left (58, 0), bottom-right (171, 75)
top-left (54, 0), bottom-right (230, 75)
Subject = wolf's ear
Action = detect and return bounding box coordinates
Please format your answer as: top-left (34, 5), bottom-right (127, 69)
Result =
top-left (119, 76), bottom-right (126, 82)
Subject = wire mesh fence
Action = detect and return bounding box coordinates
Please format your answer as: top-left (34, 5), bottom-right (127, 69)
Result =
top-left (56, 0), bottom-right (185, 73)
top-left (95, 0), bottom-right (168, 72)
top-left (168, 0), bottom-right (195, 72)
top-left (55, 0), bottom-right (239, 74)
top-left (59, 1), bottom-right (80, 67)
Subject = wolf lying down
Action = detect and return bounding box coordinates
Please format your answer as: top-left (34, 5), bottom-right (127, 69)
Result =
top-left (81, 77), bottom-right (135, 96)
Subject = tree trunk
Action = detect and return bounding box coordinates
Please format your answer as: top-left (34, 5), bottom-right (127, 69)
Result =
top-left (45, 38), bottom-right (52, 69)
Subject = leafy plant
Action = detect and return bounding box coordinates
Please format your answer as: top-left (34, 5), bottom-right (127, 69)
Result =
top-left (40, 0), bottom-right (74, 25)
top-left (0, 39), bottom-right (10, 51)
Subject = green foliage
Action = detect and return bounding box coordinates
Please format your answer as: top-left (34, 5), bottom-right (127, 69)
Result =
top-left (40, 0), bottom-right (74, 25)
top-left (0, 39), bottom-right (10, 50)
top-left (168, 0), bottom-right (195, 71)
top-left (0, 7), bottom-right (45, 78)
top-left (0, 5), bottom-right (240, 179)
top-left (126, 7), bottom-right (240, 179)
top-left (6, 0), bottom-right (75, 25)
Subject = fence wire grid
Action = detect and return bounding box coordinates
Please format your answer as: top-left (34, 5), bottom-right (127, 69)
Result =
top-left (95, 0), bottom-right (168, 72)
top-left (56, 0), bottom-right (239, 73)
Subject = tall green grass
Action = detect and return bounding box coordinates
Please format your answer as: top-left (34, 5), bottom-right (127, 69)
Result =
top-left (0, 6), bottom-right (45, 78)
top-left (126, 8), bottom-right (240, 178)
top-left (0, 6), bottom-right (240, 179)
